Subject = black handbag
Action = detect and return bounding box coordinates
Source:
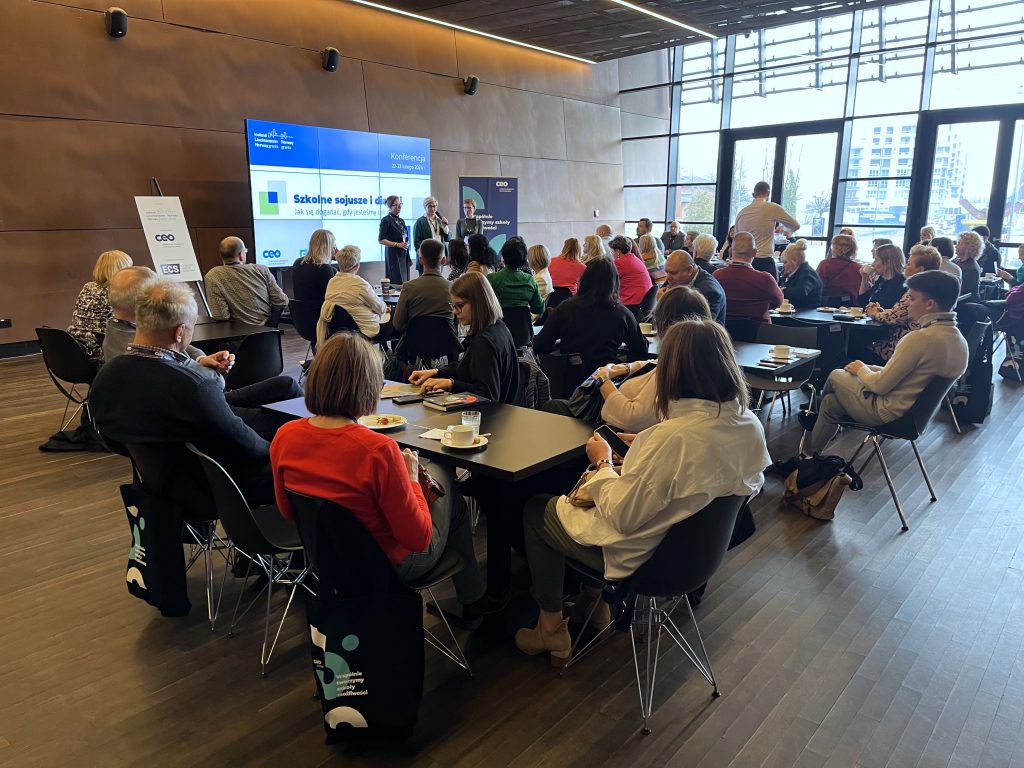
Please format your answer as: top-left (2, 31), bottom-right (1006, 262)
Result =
top-left (306, 509), bottom-right (425, 743)
top-left (561, 362), bottom-right (657, 425)
top-left (120, 483), bottom-right (191, 617)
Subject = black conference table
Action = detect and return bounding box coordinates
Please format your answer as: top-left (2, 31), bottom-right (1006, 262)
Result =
top-left (642, 336), bottom-right (819, 375)
top-left (263, 393), bottom-right (594, 484)
top-left (191, 320), bottom-right (279, 351)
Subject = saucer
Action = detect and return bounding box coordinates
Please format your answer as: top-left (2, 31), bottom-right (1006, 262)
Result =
top-left (776, 308), bottom-right (796, 314)
top-left (358, 415), bottom-right (407, 431)
top-left (441, 435), bottom-right (489, 451)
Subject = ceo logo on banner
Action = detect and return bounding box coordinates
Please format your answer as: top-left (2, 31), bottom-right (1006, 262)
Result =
top-left (154, 233), bottom-right (176, 242)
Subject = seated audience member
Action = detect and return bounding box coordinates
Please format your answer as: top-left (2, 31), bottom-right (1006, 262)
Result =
top-left (718, 225), bottom-right (736, 262)
top-left (714, 231), bottom-right (784, 321)
top-left (800, 271), bottom-right (968, 455)
top-left (549, 237), bottom-right (588, 294)
top-left (270, 333), bottom-right (494, 625)
top-left (446, 238), bottom-right (470, 282)
top-left (581, 235), bottom-right (609, 264)
top-left (515, 319), bottom-right (769, 662)
top-left (692, 233), bottom-right (718, 273)
top-left (409, 272), bottom-right (519, 403)
top-left (90, 280), bottom-right (297, 505)
top-left (973, 225), bottom-right (1001, 275)
top-left (102, 267), bottom-right (229, 380)
top-left (205, 236), bottom-right (289, 326)
top-left (636, 218), bottom-right (664, 257)
top-left (865, 245), bottom-right (940, 361)
top-left (919, 226), bottom-right (936, 244)
top-left (816, 234), bottom-right (862, 301)
top-left (609, 235), bottom-right (654, 308)
top-left (467, 233), bottom-right (500, 275)
top-left (292, 229), bottom-right (338, 307)
top-left (839, 227), bottom-right (856, 237)
top-left (596, 286), bottom-right (712, 433)
top-left (954, 231), bottom-right (984, 302)
top-left (486, 237), bottom-right (545, 313)
top-left (534, 258), bottom-right (648, 374)
top-left (660, 249), bottom-right (727, 322)
top-left (661, 221), bottom-right (686, 253)
top-left (930, 236), bottom-right (963, 283)
top-left (778, 239), bottom-right (823, 308)
top-left (996, 245), bottom-right (1024, 287)
top-left (684, 230), bottom-right (700, 254)
top-left (859, 243), bottom-right (906, 309)
top-left (317, 245), bottom-right (389, 347)
top-left (528, 244), bottom-right (553, 302)
top-left (390, 239), bottom-right (454, 355)
top-left (595, 224), bottom-right (613, 249)
top-left (638, 234), bottom-right (665, 272)
top-left (68, 249), bottom-right (133, 360)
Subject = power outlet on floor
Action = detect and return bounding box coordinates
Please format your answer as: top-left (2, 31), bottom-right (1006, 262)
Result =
top-left (0, 319), bottom-right (11, 329)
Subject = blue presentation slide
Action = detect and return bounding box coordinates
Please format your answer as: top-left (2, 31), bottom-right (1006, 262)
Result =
top-left (246, 119), bottom-right (432, 267)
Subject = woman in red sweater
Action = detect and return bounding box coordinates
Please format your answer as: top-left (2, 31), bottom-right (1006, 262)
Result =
top-left (816, 233), bottom-right (862, 302)
top-left (609, 235), bottom-right (654, 307)
top-left (271, 332), bottom-right (491, 624)
top-left (548, 237), bottom-right (587, 294)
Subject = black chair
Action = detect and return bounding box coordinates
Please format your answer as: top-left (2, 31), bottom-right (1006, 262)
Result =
top-left (225, 329), bottom-right (283, 390)
top-left (637, 285), bottom-right (659, 321)
top-left (746, 324), bottom-right (819, 422)
top-left (723, 317), bottom-right (762, 343)
top-left (501, 305), bottom-right (534, 350)
top-left (538, 351), bottom-right (588, 400)
top-left (397, 315), bottom-right (462, 367)
top-left (561, 495), bottom-right (747, 735)
top-left (35, 327), bottom-right (98, 431)
top-left (265, 305), bottom-right (284, 328)
top-left (284, 489), bottom-right (472, 675)
top-left (838, 375), bottom-right (959, 531)
top-left (546, 287), bottom-right (572, 310)
top-left (125, 442), bottom-right (228, 631)
top-left (822, 294), bottom-right (854, 307)
top-left (288, 299), bottom-right (320, 373)
top-left (324, 305), bottom-right (360, 336)
top-left (186, 444), bottom-right (310, 676)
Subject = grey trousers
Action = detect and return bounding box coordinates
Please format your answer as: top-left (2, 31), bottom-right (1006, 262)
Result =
top-left (394, 463), bottom-right (486, 605)
top-left (806, 369), bottom-right (888, 453)
top-left (523, 494), bottom-right (605, 613)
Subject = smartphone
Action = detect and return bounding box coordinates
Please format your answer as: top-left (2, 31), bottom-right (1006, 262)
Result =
top-left (393, 394), bottom-right (424, 405)
top-left (596, 425), bottom-right (631, 459)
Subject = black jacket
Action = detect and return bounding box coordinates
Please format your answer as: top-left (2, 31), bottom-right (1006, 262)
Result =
top-left (779, 262), bottom-right (823, 308)
top-left (534, 298), bottom-right (648, 373)
top-left (693, 268), bottom-right (728, 322)
top-left (957, 259), bottom-right (982, 302)
top-left (438, 321), bottom-right (520, 404)
top-left (860, 273), bottom-right (906, 309)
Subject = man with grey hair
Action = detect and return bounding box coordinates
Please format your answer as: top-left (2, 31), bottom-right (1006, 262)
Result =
top-left (102, 266), bottom-right (231, 383)
top-left (91, 279), bottom-right (299, 504)
top-left (691, 233), bottom-right (719, 272)
top-left (955, 230), bottom-right (984, 302)
top-left (660, 221), bottom-right (686, 253)
top-left (659, 249), bottom-right (727, 322)
top-left (712, 231), bottom-right (784, 321)
top-left (204, 236), bottom-right (288, 326)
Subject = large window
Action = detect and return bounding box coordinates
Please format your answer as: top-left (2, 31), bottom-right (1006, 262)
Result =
top-left (620, 0), bottom-right (1024, 254)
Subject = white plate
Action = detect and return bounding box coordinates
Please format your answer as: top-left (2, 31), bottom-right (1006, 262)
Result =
top-left (642, 330), bottom-right (657, 337)
top-left (358, 415), bottom-right (407, 431)
top-left (441, 435), bottom-right (489, 450)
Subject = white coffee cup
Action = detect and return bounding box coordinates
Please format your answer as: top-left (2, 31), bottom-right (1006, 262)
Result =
top-left (771, 344), bottom-right (791, 358)
top-left (780, 301), bottom-right (794, 311)
top-left (639, 322), bottom-right (654, 334)
top-left (443, 424), bottom-right (475, 446)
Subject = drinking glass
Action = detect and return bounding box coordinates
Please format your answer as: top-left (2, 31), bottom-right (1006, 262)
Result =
top-left (461, 411), bottom-right (481, 436)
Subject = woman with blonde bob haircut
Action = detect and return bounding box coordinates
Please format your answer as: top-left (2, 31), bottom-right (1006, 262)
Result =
top-left (409, 271), bottom-right (520, 403)
top-left (68, 249), bottom-right (133, 359)
top-left (271, 332), bottom-right (491, 626)
top-left (816, 233), bottom-right (862, 301)
top-left (581, 234), bottom-right (608, 264)
top-left (293, 228), bottom-right (338, 306)
top-left (527, 244), bottom-right (552, 301)
top-left (514, 318), bottom-right (769, 663)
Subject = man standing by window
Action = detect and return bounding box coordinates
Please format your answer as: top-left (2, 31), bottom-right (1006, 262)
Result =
top-left (735, 181), bottom-right (800, 281)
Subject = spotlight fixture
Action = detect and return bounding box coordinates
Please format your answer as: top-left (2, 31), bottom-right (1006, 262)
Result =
top-left (463, 76), bottom-right (479, 96)
top-left (105, 7), bottom-right (128, 38)
top-left (345, 0), bottom-right (594, 65)
top-left (321, 47), bottom-right (341, 72)
top-left (607, 0), bottom-right (716, 39)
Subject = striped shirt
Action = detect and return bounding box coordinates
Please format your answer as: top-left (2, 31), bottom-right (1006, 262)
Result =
top-left (204, 263), bottom-right (288, 325)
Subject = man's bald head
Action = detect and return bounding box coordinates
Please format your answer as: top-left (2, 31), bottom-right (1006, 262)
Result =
top-left (108, 266), bottom-right (158, 319)
top-left (218, 236), bottom-right (247, 263)
top-left (664, 249), bottom-right (696, 286)
top-left (732, 232), bottom-right (756, 262)
top-left (595, 224), bottom-right (612, 238)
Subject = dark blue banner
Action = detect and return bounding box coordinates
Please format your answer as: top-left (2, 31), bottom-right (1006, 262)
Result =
top-left (459, 177), bottom-right (518, 251)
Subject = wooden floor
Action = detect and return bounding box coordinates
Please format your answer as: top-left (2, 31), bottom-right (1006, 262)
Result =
top-left (3, 328), bottom-right (1024, 767)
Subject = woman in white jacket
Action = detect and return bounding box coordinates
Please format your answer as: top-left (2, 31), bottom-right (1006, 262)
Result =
top-left (515, 319), bottom-right (770, 664)
top-left (316, 245), bottom-right (390, 347)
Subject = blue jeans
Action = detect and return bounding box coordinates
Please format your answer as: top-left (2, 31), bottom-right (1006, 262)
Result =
top-left (393, 463), bottom-right (485, 604)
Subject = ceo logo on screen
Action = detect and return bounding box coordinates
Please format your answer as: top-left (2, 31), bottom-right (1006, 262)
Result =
top-left (262, 250), bottom-right (282, 259)
top-left (154, 233), bottom-right (176, 242)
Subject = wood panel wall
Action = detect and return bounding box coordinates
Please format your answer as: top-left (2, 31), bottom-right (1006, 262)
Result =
top-left (0, 0), bottom-right (625, 347)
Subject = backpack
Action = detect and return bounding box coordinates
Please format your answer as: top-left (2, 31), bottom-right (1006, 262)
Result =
top-left (952, 321), bottom-right (994, 423)
top-left (783, 453), bottom-right (863, 521)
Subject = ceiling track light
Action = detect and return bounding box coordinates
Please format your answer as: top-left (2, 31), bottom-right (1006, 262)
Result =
top-left (345, 0), bottom-right (596, 64)
top-left (607, 0), bottom-right (718, 39)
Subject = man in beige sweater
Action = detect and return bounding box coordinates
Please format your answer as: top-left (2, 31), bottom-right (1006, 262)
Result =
top-left (804, 270), bottom-right (968, 454)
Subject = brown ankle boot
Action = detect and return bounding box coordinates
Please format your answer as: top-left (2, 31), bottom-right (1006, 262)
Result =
top-left (515, 619), bottom-right (572, 666)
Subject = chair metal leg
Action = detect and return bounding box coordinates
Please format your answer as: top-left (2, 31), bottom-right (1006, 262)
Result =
top-left (765, 391), bottom-right (779, 422)
top-left (630, 596), bottom-right (659, 735)
top-left (203, 524), bottom-right (218, 631)
top-left (228, 555), bottom-right (254, 638)
top-left (262, 567), bottom-right (306, 677)
top-left (561, 592), bottom-right (615, 675)
top-left (946, 395), bottom-right (962, 434)
top-left (422, 586), bottom-right (472, 676)
top-left (910, 440), bottom-right (937, 502)
top-left (260, 560), bottom-right (275, 677)
top-left (661, 597), bottom-right (720, 697)
top-left (870, 436), bottom-right (909, 531)
top-left (754, 390), bottom-right (765, 411)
